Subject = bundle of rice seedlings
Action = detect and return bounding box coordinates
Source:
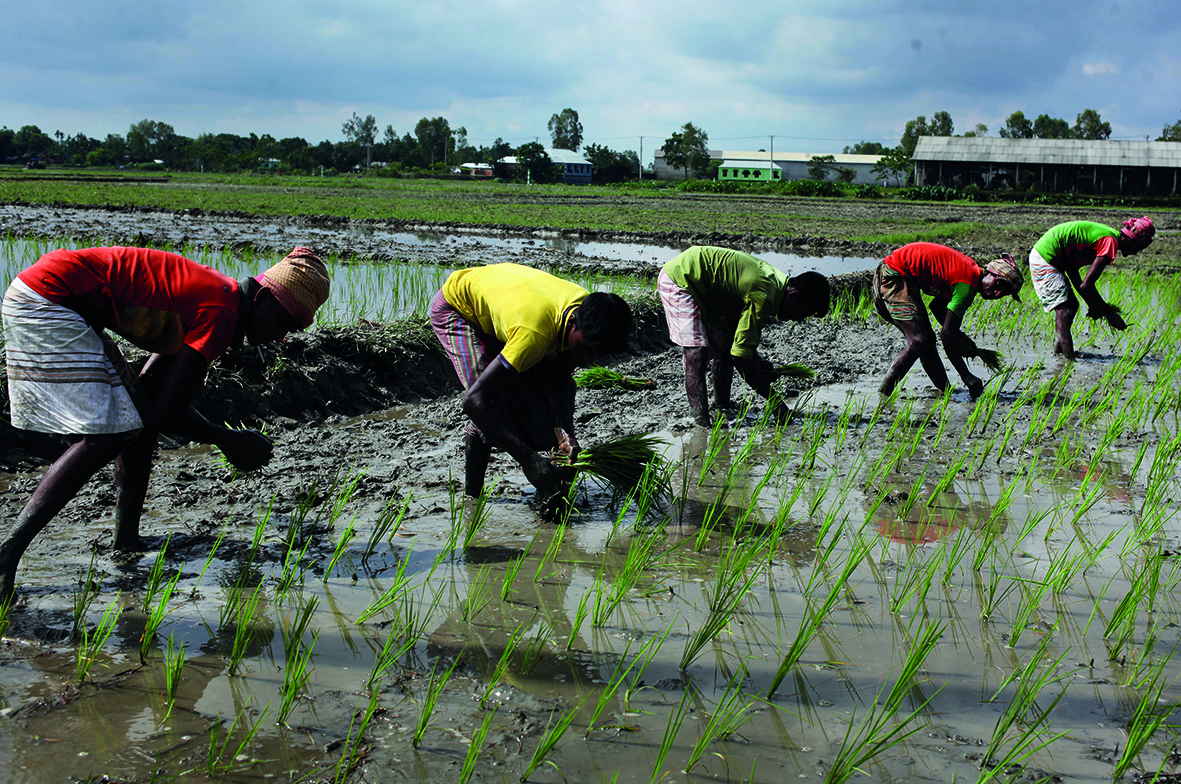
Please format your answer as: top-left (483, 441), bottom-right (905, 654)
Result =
top-left (973, 348), bottom-right (1005, 371)
top-left (772, 363), bottom-right (816, 380)
top-left (569, 433), bottom-right (671, 508)
top-left (574, 366), bottom-right (656, 391)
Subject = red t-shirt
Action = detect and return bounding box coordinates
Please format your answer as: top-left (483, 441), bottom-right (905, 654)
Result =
top-left (883, 242), bottom-right (983, 301)
top-left (18, 247), bottom-right (240, 363)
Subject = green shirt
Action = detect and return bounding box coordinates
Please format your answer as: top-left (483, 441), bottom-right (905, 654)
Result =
top-left (663, 246), bottom-right (788, 358)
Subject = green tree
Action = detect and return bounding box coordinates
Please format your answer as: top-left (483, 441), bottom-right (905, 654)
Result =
top-left (662, 122), bottom-right (710, 179)
top-left (342, 113), bottom-right (378, 170)
top-left (0, 126), bottom-right (14, 161)
top-left (843, 141), bottom-right (885, 155)
top-left (1158, 118), bottom-right (1181, 142)
top-left (14, 125), bottom-right (53, 159)
top-left (1072, 108), bottom-right (1111, 140)
top-left (807, 154), bottom-right (837, 181)
top-left (929, 111), bottom-right (954, 137)
top-left (836, 167), bottom-right (857, 184)
top-left (514, 141), bottom-right (554, 183)
top-left (1032, 114), bottom-right (1071, 139)
top-left (871, 146), bottom-right (910, 187)
top-left (548, 108), bottom-right (583, 151)
top-left (899, 116), bottom-right (929, 158)
top-left (414, 116), bottom-right (451, 167)
top-left (999, 111), bottom-right (1033, 139)
top-left (126, 119), bottom-right (177, 164)
top-left (583, 142), bottom-right (638, 183)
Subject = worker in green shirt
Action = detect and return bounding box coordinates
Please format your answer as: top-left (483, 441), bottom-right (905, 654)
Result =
top-left (657, 246), bottom-right (830, 426)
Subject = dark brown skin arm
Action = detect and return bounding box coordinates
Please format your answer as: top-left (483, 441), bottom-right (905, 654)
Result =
top-left (733, 353), bottom-right (792, 421)
top-left (462, 358), bottom-right (562, 491)
top-left (930, 299), bottom-right (982, 397)
top-left (1069, 256), bottom-right (1125, 328)
top-left (139, 346), bottom-right (273, 470)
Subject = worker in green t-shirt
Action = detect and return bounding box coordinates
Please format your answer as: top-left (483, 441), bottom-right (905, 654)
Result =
top-left (657, 246), bottom-right (830, 426)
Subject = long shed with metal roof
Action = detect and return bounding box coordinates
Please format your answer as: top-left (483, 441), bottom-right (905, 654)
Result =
top-left (912, 137), bottom-right (1181, 195)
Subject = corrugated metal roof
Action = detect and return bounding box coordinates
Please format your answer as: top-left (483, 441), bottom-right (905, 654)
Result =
top-left (913, 137), bottom-right (1181, 167)
top-left (714, 151), bottom-right (882, 165)
top-left (545, 148), bottom-right (591, 165)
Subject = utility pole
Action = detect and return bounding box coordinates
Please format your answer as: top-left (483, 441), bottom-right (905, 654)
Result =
top-left (770, 135), bottom-right (774, 181)
top-left (639, 136), bottom-right (643, 181)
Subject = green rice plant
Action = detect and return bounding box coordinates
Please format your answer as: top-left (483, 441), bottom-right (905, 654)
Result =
top-left (698, 415), bottom-right (731, 484)
top-left (771, 362), bottom-right (816, 380)
top-left (76, 595), bottom-right (122, 682)
top-left (573, 433), bottom-right (672, 509)
top-left (684, 671), bottom-right (757, 773)
top-left (161, 633), bottom-right (186, 720)
top-left (140, 562), bottom-right (184, 662)
top-left (278, 628), bottom-right (318, 724)
top-left (888, 547), bottom-right (939, 615)
top-left (519, 697), bottom-right (586, 783)
top-left (463, 479), bottom-right (497, 549)
top-left (566, 588), bottom-right (591, 650)
top-left (591, 525), bottom-right (672, 627)
top-left (823, 622), bottom-right (945, 784)
top-left (367, 628), bottom-right (416, 688)
top-left (413, 655), bottom-right (463, 748)
top-left (534, 520), bottom-right (569, 583)
top-left (326, 463), bottom-right (366, 528)
top-left (192, 527), bottom-right (227, 595)
top-left (459, 706), bottom-right (499, 784)
top-left (141, 534), bottom-right (174, 614)
top-left (574, 365), bottom-right (655, 390)
top-left (227, 583), bottom-right (264, 676)
top-left (0, 594), bottom-right (14, 641)
top-left (649, 687), bottom-right (693, 784)
top-left (459, 563), bottom-right (495, 623)
top-left (325, 514), bottom-right (358, 577)
top-left (501, 550), bottom-right (529, 602)
top-left (680, 538), bottom-right (764, 669)
top-left (205, 704), bottom-right (272, 777)
top-left (1007, 577), bottom-right (1053, 648)
top-left (72, 551), bottom-right (106, 641)
top-left (358, 542), bottom-right (417, 622)
top-left (767, 537), bottom-right (870, 696)
top-left (480, 620), bottom-right (529, 707)
top-left (519, 620), bottom-right (553, 675)
top-left (363, 495), bottom-right (411, 562)
top-left (977, 638), bottom-right (1073, 782)
top-left (939, 526), bottom-right (976, 585)
top-left (275, 524), bottom-right (314, 598)
top-left (334, 689), bottom-right (381, 784)
top-left (1113, 663), bottom-right (1178, 781)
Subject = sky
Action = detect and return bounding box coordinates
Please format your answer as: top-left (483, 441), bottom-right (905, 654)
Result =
top-left (3, 0), bottom-right (1179, 165)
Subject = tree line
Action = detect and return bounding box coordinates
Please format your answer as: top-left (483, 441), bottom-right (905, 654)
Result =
top-left (0, 108), bottom-right (658, 185)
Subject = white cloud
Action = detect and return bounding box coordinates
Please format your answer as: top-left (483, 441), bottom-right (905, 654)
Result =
top-left (1083, 62), bottom-right (1122, 75)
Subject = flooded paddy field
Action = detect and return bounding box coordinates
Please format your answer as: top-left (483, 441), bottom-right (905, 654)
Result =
top-left (1, 205), bottom-right (1181, 783)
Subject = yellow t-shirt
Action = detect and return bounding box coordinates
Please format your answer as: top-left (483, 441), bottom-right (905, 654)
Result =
top-left (441, 263), bottom-right (588, 372)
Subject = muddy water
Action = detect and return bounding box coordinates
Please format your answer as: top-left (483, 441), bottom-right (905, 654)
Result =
top-left (2, 213), bottom-right (1181, 782)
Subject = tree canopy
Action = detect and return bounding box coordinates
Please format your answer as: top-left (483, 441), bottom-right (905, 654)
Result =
top-left (548, 108), bottom-right (583, 151)
top-left (662, 122), bottom-right (710, 179)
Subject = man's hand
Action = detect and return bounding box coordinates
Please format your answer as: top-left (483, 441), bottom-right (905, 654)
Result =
top-left (956, 332), bottom-right (978, 358)
top-left (218, 429), bottom-right (274, 472)
top-left (964, 374), bottom-right (984, 399)
top-left (522, 452), bottom-right (565, 500)
top-left (554, 428), bottom-right (580, 461)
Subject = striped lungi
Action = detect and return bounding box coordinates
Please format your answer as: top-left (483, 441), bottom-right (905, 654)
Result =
top-left (1028, 248), bottom-right (1071, 313)
top-left (2, 277), bottom-right (143, 435)
top-left (657, 269), bottom-right (708, 347)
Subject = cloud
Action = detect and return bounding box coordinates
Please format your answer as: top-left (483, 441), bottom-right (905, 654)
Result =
top-left (1083, 62), bottom-right (1122, 75)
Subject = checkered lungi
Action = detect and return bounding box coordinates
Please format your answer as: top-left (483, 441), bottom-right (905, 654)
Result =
top-left (657, 269), bottom-right (708, 347)
top-left (872, 262), bottom-right (927, 324)
top-left (3, 277), bottom-right (143, 435)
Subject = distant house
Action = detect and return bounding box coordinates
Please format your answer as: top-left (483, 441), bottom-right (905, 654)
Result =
top-left (653, 149), bottom-right (883, 184)
top-left (460, 162), bottom-right (495, 178)
top-left (496, 148), bottom-right (593, 185)
top-left (912, 137), bottom-right (1181, 195)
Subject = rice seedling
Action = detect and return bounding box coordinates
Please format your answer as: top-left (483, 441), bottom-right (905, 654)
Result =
top-left (572, 433), bottom-right (671, 509)
top-left (574, 365), bottom-right (656, 390)
top-left (501, 550), bottom-right (528, 602)
top-left (72, 551), bottom-right (106, 641)
top-left (334, 689), bottom-right (381, 784)
top-left (888, 547), bottom-right (939, 615)
top-left (566, 589), bottom-right (591, 650)
top-left (192, 527), bottom-right (227, 595)
top-left (358, 542), bottom-right (418, 623)
top-left (480, 620), bottom-right (529, 707)
top-left (413, 655), bottom-right (463, 747)
top-left (325, 514), bottom-right (358, 577)
top-left (205, 704), bottom-right (272, 777)
top-left (275, 524), bottom-right (314, 598)
top-left (278, 628), bottom-right (318, 724)
top-left (649, 687), bottom-right (693, 784)
top-left (534, 519), bottom-right (569, 583)
top-left (227, 583), bottom-right (264, 676)
top-left (591, 525), bottom-right (671, 627)
top-left (977, 638), bottom-right (1073, 782)
top-left (459, 706), bottom-right (499, 784)
top-left (161, 633), bottom-right (186, 720)
top-left (823, 622), bottom-right (944, 784)
top-left (519, 619), bottom-right (553, 675)
top-left (1113, 664), bottom-right (1178, 781)
top-left (1007, 576), bottom-right (1053, 648)
top-left (680, 538), bottom-right (765, 669)
top-left (363, 495), bottom-right (410, 562)
top-left (76, 595), bottom-right (122, 682)
top-left (684, 671), bottom-right (757, 772)
top-left (367, 627), bottom-right (416, 688)
top-left (0, 594), bottom-right (14, 641)
top-left (141, 534), bottom-right (174, 614)
top-left (463, 479), bottom-right (497, 549)
top-left (698, 415), bottom-right (731, 483)
top-left (771, 362), bottom-right (816, 380)
top-left (459, 563), bottom-right (495, 623)
top-left (519, 697), bottom-right (586, 783)
top-left (140, 561), bottom-right (184, 662)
